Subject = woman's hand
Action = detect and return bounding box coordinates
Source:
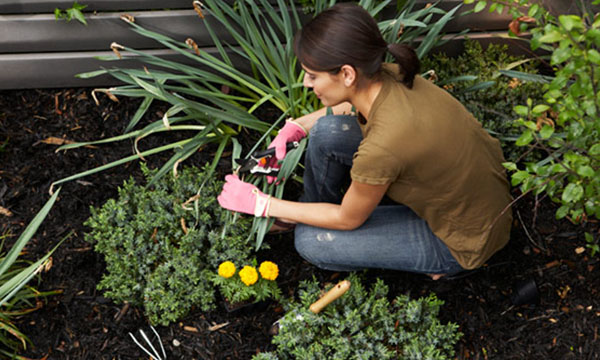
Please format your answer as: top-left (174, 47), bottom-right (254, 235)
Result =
top-left (265, 120), bottom-right (307, 183)
top-left (217, 175), bottom-right (271, 217)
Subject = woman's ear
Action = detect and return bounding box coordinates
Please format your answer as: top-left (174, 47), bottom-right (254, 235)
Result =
top-left (340, 65), bottom-right (357, 87)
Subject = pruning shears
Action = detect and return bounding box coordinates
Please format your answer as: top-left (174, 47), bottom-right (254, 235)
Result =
top-left (234, 141), bottom-right (299, 175)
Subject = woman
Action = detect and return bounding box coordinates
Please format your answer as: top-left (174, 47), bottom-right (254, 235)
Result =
top-left (218, 3), bottom-right (512, 279)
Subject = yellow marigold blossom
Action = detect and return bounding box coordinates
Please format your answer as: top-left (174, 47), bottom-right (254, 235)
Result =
top-left (239, 265), bottom-right (258, 286)
top-left (259, 261), bottom-right (279, 281)
top-left (218, 261), bottom-right (236, 278)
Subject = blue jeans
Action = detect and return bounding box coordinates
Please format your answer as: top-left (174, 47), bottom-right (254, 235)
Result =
top-left (294, 115), bottom-right (464, 275)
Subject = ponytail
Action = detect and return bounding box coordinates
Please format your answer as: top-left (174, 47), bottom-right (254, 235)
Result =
top-left (386, 43), bottom-right (420, 89)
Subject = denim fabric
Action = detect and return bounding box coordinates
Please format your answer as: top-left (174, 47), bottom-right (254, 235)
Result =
top-left (294, 115), bottom-right (464, 275)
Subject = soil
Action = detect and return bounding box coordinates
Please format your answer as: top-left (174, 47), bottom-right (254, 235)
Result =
top-left (1, 88), bottom-right (599, 360)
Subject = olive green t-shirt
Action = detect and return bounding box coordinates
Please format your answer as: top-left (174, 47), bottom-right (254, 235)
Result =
top-left (350, 64), bottom-right (512, 269)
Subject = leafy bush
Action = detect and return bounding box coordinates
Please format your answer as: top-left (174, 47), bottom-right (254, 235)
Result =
top-left (468, 0), bottom-right (600, 252)
top-left (84, 165), bottom-right (258, 325)
top-left (253, 273), bottom-right (461, 360)
top-left (0, 190), bottom-right (62, 357)
top-left (421, 39), bottom-right (545, 162)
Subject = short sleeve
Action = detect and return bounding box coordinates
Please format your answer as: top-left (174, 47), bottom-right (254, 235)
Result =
top-left (350, 140), bottom-right (402, 185)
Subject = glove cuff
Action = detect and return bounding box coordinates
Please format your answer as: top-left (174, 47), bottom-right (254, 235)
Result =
top-left (285, 119), bottom-right (308, 137)
top-left (253, 189), bottom-right (271, 217)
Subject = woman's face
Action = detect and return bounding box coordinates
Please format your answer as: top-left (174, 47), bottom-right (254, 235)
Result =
top-left (302, 65), bottom-right (350, 107)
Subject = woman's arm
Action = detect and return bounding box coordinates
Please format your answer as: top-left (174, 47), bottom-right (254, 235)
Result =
top-left (268, 180), bottom-right (389, 230)
top-left (292, 102), bottom-right (354, 133)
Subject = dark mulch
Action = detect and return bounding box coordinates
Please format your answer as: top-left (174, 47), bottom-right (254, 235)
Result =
top-left (1, 88), bottom-right (599, 360)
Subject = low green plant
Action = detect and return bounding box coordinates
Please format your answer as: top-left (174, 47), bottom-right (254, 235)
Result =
top-left (467, 0), bottom-right (600, 251)
top-left (84, 164), bottom-right (259, 325)
top-left (54, 1), bottom-right (88, 25)
top-left (253, 273), bottom-right (461, 360)
top-left (0, 190), bottom-right (63, 357)
top-left (421, 39), bottom-right (545, 162)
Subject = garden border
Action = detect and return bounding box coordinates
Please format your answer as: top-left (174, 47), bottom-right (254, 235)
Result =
top-left (2, 0), bottom-right (566, 90)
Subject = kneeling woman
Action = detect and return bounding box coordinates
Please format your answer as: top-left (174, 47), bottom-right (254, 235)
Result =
top-left (218, 3), bottom-right (513, 279)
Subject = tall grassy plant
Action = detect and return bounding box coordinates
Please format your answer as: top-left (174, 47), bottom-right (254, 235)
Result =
top-left (0, 190), bottom-right (63, 357)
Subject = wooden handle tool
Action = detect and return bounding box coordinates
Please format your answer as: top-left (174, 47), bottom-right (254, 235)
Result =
top-left (269, 280), bottom-right (351, 335)
top-left (309, 280), bottom-right (351, 314)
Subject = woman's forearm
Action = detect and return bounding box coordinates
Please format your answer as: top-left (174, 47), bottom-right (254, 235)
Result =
top-left (292, 102), bottom-right (354, 133)
top-left (268, 198), bottom-right (355, 230)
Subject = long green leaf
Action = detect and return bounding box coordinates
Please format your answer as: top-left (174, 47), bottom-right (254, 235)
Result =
top-left (51, 139), bottom-right (193, 187)
top-left (0, 189), bottom-right (60, 278)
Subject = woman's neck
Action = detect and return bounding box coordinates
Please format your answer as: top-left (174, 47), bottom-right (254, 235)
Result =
top-left (350, 79), bottom-right (383, 121)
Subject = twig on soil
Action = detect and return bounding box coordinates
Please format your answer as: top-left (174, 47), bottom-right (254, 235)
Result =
top-left (516, 209), bottom-right (547, 252)
top-left (129, 326), bottom-right (167, 360)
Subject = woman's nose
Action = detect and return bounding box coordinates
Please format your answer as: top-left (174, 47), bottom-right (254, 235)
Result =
top-left (303, 74), bottom-right (313, 88)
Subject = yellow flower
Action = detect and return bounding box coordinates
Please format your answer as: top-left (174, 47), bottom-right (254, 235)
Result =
top-left (259, 261), bottom-right (279, 281)
top-left (239, 265), bottom-right (258, 286)
top-left (218, 261), bottom-right (236, 278)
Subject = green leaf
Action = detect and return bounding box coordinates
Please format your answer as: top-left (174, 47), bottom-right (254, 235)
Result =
top-left (556, 205), bottom-right (569, 219)
top-left (516, 129), bottom-right (534, 146)
top-left (562, 183), bottom-right (584, 203)
top-left (559, 15), bottom-right (583, 31)
top-left (588, 49), bottom-right (600, 65)
top-left (474, 1), bottom-right (487, 12)
top-left (551, 47), bottom-right (571, 65)
top-left (503, 162), bottom-right (517, 171)
top-left (511, 170), bottom-right (530, 186)
top-left (576, 165), bottom-right (595, 178)
top-left (539, 30), bottom-right (563, 43)
top-left (514, 105), bottom-right (529, 117)
top-left (589, 143), bottom-right (600, 155)
top-left (539, 125), bottom-right (554, 139)
top-left (532, 104), bottom-right (550, 114)
top-left (585, 232), bottom-right (594, 243)
top-left (0, 189), bottom-right (61, 278)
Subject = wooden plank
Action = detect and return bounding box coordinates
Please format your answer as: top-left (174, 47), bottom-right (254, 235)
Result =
top-left (0, 47), bottom-right (251, 89)
top-left (0, 3), bottom-right (511, 54)
top-left (0, 31), bottom-right (531, 90)
top-left (0, 0), bottom-right (194, 14)
top-left (0, 10), bottom-right (230, 53)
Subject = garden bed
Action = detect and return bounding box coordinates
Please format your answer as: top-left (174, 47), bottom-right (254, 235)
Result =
top-left (1, 88), bottom-right (599, 359)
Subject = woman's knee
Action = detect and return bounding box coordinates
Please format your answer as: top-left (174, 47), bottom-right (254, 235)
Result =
top-left (294, 226), bottom-right (320, 263)
top-left (308, 114), bottom-right (360, 154)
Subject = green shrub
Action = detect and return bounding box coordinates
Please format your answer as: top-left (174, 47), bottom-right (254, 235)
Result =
top-left (84, 165), bottom-right (258, 325)
top-left (421, 39), bottom-right (545, 162)
top-left (253, 273), bottom-right (461, 360)
top-left (469, 0), bottom-right (600, 252)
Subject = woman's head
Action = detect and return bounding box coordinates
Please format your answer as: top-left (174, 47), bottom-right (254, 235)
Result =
top-left (294, 3), bottom-right (420, 89)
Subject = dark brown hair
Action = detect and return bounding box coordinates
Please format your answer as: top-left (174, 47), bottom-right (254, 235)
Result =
top-left (293, 3), bottom-right (420, 88)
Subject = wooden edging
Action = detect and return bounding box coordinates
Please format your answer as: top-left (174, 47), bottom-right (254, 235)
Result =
top-left (0, 0), bottom-right (518, 90)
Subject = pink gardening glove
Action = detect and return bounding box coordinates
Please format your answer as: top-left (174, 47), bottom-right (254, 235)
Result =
top-left (265, 120), bottom-right (307, 184)
top-left (217, 174), bottom-right (271, 217)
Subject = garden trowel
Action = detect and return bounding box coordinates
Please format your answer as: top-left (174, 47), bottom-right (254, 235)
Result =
top-left (269, 279), bottom-right (351, 335)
